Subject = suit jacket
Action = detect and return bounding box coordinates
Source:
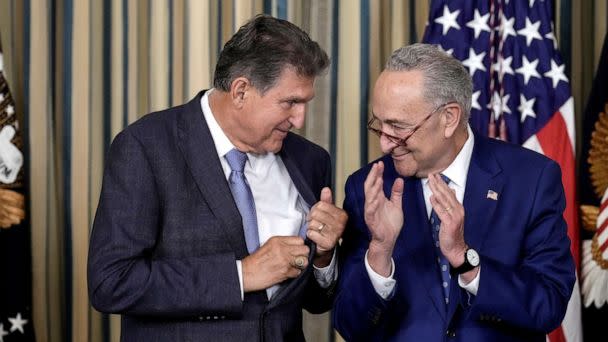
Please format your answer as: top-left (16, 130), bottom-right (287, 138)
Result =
top-left (333, 132), bottom-right (575, 342)
top-left (87, 91), bottom-right (335, 342)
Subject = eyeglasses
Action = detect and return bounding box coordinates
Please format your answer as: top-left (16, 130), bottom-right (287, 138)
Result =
top-left (367, 102), bottom-right (454, 146)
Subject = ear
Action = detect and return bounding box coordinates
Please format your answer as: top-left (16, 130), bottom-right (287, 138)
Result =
top-left (229, 77), bottom-right (252, 108)
top-left (443, 103), bottom-right (462, 138)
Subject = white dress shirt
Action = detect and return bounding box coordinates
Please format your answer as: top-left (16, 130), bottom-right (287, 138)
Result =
top-left (201, 90), bottom-right (336, 300)
top-left (366, 125), bottom-right (480, 299)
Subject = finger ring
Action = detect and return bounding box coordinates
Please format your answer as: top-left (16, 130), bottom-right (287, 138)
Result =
top-left (445, 207), bottom-right (452, 212)
top-left (294, 256), bottom-right (306, 269)
top-left (317, 223), bottom-right (326, 231)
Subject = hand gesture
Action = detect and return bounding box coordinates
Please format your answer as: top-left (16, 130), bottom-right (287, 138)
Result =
top-left (306, 187), bottom-right (347, 267)
top-left (364, 161), bottom-right (404, 276)
top-left (428, 173), bottom-right (466, 265)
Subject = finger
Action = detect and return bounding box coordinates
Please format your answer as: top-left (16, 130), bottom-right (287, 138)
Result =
top-left (0, 190), bottom-right (24, 207)
top-left (270, 236), bottom-right (305, 246)
top-left (2, 206), bottom-right (26, 218)
top-left (365, 170), bottom-right (384, 203)
top-left (390, 178), bottom-right (404, 205)
top-left (428, 174), bottom-right (455, 209)
top-left (364, 162), bottom-right (383, 192)
top-left (320, 187), bottom-right (333, 204)
top-left (306, 230), bottom-right (336, 251)
top-left (308, 201), bottom-right (343, 222)
top-left (287, 244), bottom-right (310, 257)
top-left (290, 255), bottom-right (309, 270)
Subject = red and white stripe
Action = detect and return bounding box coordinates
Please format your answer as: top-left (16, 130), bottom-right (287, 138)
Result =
top-left (523, 97), bottom-right (582, 342)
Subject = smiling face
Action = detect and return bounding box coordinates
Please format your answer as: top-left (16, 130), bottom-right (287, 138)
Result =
top-left (372, 70), bottom-right (458, 177)
top-left (228, 67), bottom-right (315, 154)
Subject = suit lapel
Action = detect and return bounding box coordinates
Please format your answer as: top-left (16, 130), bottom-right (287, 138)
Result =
top-left (268, 138), bottom-right (318, 305)
top-left (447, 133), bottom-right (504, 321)
top-left (176, 92), bottom-right (249, 259)
top-left (279, 137), bottom-right (317, 207)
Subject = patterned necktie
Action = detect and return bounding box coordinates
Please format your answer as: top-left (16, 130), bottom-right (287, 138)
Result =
top-left (225, 149), bottom-right (260, 253)
top-left (430, 174), bottom-right (452, 305)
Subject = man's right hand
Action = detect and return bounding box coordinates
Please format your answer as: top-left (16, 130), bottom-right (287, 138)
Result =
top-left (364, 161), bottom-right (404, 277)
top-left (241, 236), bottom-right (310, 292)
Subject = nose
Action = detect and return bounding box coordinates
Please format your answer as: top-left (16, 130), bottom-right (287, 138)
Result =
top-left (380, 133), bottom-right (400, 153)
top-left (288, 104), bottom-right (306, 129)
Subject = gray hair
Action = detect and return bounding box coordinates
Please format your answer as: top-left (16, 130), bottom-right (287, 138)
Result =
top-left (385, 43), bottom-right (473, 124)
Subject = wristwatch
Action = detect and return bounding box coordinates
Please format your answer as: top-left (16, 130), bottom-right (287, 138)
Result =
top-left (451, 248), bottom-right (480, 275)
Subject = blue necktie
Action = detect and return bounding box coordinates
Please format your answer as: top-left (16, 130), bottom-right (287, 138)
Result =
top-left (430, 174), bottom-right (451, 305)
top-left (225, 149), bottom-right (260, 254)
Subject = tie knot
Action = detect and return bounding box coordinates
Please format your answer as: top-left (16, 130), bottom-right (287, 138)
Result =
top-left (225, 149), bottom-right (248, 172)
top-left (440, 174), bottom-right (450, 184)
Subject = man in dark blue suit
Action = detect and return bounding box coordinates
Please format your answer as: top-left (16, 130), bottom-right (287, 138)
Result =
top-left (88, 15), bottom-right (346, 341)
top-left (332, 43), bottom-right (575, 341)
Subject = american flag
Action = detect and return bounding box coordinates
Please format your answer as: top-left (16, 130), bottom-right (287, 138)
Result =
top-left (423, 1), bottom-right (581, 341)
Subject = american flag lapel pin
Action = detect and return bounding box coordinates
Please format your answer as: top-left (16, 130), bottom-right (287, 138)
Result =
top-left (486, 190), bottom-right (498, 200)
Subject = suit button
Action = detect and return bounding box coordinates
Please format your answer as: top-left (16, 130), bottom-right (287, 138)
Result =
top-left (198, 316), bottom-right (203, 321)
top-left (446, 330), bottom-right (456, 338)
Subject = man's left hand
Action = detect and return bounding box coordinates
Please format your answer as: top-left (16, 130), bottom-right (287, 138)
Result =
top-left (306, 187), bottom-right (347, 267)
top-left (428, 173), bottom-right (467, 266)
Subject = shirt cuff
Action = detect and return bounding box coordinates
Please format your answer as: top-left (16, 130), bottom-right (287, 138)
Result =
top-left (236, 260), bottom-right (244, 301)
top-left (458, 266), bottom-right (480, 296)
top-left (313, 249), bottom-right (338, 288)
top-left (364, 249), bottom-right (396, 299)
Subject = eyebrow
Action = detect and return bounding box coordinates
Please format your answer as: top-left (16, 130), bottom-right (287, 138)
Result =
top-left (371, 113), bottom-right (413, 127)
top-left (282, 94), bottom-right (314, 103)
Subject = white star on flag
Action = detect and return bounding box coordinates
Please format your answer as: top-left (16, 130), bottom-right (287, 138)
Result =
top-left (529, 0), bottom-right (537, 7)
top-left (544, 60), bottom-right (568, 88)
top-left (471, 90), bottom-right (482, 110)
top-left (462, 47), bottom-right (486, 76)
top-left (499, 15), bottom-right (517, 43)
top-left (8, 313), bottom-right (28, 334)
top-left (6, 105), bottom-right (14, 117)
top-left (516, 56), bottom-right (541, 85)
top-left (489, 92), bottom-right (511, 119)
top-left (493, 56), bottom-right (515, 78)
top-left (545, 31), bottom-right (558, 49)
top-left (517, 17), bottom-right (543, 47)
top-left (466, 9), bottom-right (491, 39)
top-left (0, 93), bottom-right (4, 102)
top-left (518, 94), bottom-right (537, 122)
top-left (434, 6), bottom-right (461, 35)
top-left (0, 324), bottom-right (8, 342)
top-left (0, 53), bottom-right (3, 72)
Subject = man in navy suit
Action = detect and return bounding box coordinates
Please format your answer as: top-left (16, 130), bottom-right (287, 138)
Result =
top-left (88, 15), bottom-right (346, 341)
top-left (332, 43), bottom-right (575, 341)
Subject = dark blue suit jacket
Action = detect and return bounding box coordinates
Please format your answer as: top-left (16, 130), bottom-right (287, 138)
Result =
top-left (333, 133), bottom-right (575, 342)
top-left (88, 91), bottom-right (335, 341)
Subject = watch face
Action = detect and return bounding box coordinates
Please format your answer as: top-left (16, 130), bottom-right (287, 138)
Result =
top-left (466, 249), bottom-right (480, 267)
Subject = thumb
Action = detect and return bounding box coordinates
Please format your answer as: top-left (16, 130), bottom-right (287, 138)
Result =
top-left (320, 187), bottom-right (333, 204)
top-left (390, 178), bottom-right (404, 205)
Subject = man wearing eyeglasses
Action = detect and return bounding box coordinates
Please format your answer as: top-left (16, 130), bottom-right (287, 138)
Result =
top-left (332, 43), bottom-right (575, 341)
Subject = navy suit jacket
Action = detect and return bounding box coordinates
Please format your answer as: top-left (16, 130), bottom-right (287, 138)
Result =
top-left (333, 133), bottom-right (575, 342)
top-left (88, 91), bottom-right (335, 341)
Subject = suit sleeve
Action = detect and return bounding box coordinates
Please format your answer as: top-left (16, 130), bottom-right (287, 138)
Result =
top-left (466, 160), bottom-right (575, 332)
top-left (332, 174), bottom-right (407, 341)
top-left (87, 130), bottom-right (243, 318)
